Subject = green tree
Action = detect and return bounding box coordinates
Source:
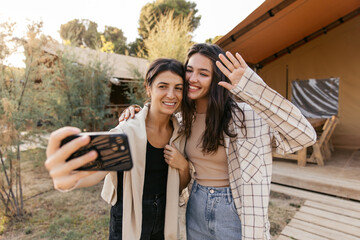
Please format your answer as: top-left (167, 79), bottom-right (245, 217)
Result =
top-left (60, 19), bottom-right (86, 47)
top-left (125, 66), bottom-right (146, 106)
top-left (139, 0), bottom-right (200, 40)
top-left (82, 20), bottom-right (100, 49)
top-left (131, 0), bottom-right (200, 56)
top-left (144, 10), bottom-right (193, 62)
top-left (103, 26), bottom-right (127, 54)
top-left (60, 19), bottom-right (129, 55)
top-left (100, 35), bottom-right (114, 53)
top-left (44, 50), bottom-right (112, 131)
top-left (205, 35), bottom-right (223, 44)
top-left (59, 19), bottom-right (101, 49)
top-left (128, 38), bottom-right (146, 57)
top-left (1, 20), bottom-right (112, 223)
top-left (126, 10), bottom-right (193, 106)
top-left (0, 21), bottom-right (49, 218)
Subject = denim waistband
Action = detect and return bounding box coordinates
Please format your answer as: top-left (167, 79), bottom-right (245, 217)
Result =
top-left (192, 180), bottom-right (233, 202)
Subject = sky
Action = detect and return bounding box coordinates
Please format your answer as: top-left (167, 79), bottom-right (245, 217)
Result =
top-left (0, 0), bottom-right (264, 67)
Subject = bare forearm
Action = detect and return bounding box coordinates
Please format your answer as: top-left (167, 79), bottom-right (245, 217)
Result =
top-left (75, 171), bottom-right (108, 189)
top-left (178, 163), bottom-right (191, 193)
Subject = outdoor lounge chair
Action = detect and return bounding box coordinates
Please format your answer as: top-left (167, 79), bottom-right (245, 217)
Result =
top-left (273, 115), bottom-right (339, 166)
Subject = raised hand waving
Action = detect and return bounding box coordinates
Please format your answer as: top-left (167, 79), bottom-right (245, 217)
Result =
top-left (216, 51), bottom-right (248, 91)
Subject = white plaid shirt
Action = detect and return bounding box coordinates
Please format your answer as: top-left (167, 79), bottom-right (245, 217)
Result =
top-left (181, 67), bottom-right (316, 240)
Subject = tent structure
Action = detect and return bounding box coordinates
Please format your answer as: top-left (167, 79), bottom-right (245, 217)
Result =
top-left (216, 0), bottom-right (360, 149)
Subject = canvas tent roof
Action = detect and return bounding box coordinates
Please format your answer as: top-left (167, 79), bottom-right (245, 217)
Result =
top-left (43, 44), bottom-right (149, 80)
top-left (216, 0), bottom-right (360, 66)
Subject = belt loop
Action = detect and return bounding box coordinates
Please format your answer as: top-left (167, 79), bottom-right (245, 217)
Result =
top-left (227, 187), bottom-right (231, 203)
top-left (193, 180), bottom-right (198, 193)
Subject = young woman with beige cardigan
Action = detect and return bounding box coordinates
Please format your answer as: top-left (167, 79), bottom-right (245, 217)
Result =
top-left (45, 58), bottom-right (190, 240)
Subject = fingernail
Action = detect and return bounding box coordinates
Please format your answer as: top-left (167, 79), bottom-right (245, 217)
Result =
top-left (80, 135), bottom-right (89, 141)
top-left (71, 128), bottom-right (81, 133)
top-left (89, 151), bottom-right (97, 157)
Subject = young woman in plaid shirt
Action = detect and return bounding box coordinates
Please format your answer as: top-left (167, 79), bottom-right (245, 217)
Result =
top-left (121, 43), bottom-right (316, 240)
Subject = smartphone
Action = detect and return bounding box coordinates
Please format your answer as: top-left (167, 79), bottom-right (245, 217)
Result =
top-left (60, 132), bottom-right (133, 171)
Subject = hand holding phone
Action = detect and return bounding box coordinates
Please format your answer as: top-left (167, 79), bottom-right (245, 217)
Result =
top-left (60, 132), bottom-right (133, 171)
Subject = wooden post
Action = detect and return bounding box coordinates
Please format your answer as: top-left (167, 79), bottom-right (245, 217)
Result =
top-left (297, 148), bottom-right (307, 166)
top-left (313, 144), bottom-right (324, 166)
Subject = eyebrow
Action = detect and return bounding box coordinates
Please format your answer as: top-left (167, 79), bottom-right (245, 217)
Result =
top-left (187, 65), bottom-right (211, 73)
top-left (157, 82), bottom-right (183, 86)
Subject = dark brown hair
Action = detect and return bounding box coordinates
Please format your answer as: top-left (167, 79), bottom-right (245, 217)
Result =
top-left (145, 58), bottom-right (186, 87)
top-left (144, 58), bottom-right (188, 106)
top-left (182, 43), bottom-right (246, 153)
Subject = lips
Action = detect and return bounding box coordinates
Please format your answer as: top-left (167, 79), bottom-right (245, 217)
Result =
top-left (189, 85), bottom-right (200, 91)
top-left (162, 101), bottom-right (177, 106)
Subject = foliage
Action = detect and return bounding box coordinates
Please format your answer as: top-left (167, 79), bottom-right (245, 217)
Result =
top-left (58, 0), bottom-right (200, 57)
top-left (124, 10), bottom-right (193, 106)
top-left (0, 21), bottom-right (47, 218)
top-left (0, 22), bottom-right (16, 62)
top-left (100, 35), bottom-right (114, 53)
top-left (144, 10), bottom-right (193, 62)
top-left (60, 19), bottom-right (128, 55)
top-left (125, 66), bottom-right (147, 107)
top-left (127, 38), bottom-right (146, 57)
top-left (103, 26), bottom-right (128, 55)
top-left (138, 0), bottom-right (200, 40)
top-left (59, 19), bottom-right (100, 49)
top-left (40, 49), bottom-right (112, 131)
top-left (205, 35), bottom-right (223, 44)
top-left (0, 19), bottom-right (112, 222)
top-left (128, 0), bottom-right (199, 56)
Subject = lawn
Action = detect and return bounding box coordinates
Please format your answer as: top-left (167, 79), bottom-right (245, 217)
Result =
top-left (1, 149), bottom-right (110, 240)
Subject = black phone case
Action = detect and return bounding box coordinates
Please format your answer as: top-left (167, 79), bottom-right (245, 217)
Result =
top-left (60, 133), bottom-right (133, 171)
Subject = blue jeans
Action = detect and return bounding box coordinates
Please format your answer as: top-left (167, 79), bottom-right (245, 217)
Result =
top-left (186, 181), bottom-right (242, 240)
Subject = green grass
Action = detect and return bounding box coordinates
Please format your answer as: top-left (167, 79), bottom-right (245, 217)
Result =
top-left (1, 148), bottom-right (110, 239)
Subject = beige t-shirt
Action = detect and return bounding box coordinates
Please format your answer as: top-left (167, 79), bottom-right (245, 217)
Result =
top-left (185, 113), bottom-right (229, 187)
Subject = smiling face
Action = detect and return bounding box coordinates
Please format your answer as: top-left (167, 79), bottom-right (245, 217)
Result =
top-left (186, 53), bottom-right (213, 102)
top-left (147, 70), bottom-right (183, 116)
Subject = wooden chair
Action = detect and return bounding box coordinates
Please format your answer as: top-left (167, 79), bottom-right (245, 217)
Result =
top-left (273, 116), bottom-right (339, 166)
top-left (308, 115), bottom-right (339, 165)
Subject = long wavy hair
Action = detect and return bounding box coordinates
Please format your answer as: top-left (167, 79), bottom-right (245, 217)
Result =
top-left (181, 43), bottom-right (246, 153)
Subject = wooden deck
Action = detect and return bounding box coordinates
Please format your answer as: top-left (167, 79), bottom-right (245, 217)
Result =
top-left (272, 184), bottom-right (360, 240)
top-left (272, 148), bottom-right (360, 201)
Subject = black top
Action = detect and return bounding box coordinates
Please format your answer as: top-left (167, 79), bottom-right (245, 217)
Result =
top-left (117, 141), bottom-right (168, 201)
top-left (142, 141), bottom-right (168, 197)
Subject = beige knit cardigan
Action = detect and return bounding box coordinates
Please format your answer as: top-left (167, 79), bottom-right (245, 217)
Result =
top-left (101, 104), bottom-right (186, 240)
